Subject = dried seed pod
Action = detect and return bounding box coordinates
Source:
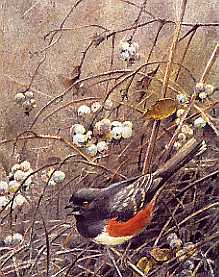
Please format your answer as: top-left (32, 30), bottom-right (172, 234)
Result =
top-left (169, 238), bottom-right (182, 250)
top-left (195, 82), bottom-right (205, 93)
top-left (176, 109), bottom-right (185, 118)
top-left (173, 141), bottom-right (182, 150)
top-left (166, 232), bottom-right (178, 244)
top-left (178, 133), bottom-right (187, 143)
top-left (94, 119), bottom-right (112, 136)
top-left (181, 124), bottom-right (193, 137)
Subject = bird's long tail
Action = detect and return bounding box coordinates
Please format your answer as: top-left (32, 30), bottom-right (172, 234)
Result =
top-left (150, 137), bottom-right (205, 202)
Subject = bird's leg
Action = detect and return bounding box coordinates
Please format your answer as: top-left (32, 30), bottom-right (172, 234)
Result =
top-left (106, 246), bottom-right (123, 277)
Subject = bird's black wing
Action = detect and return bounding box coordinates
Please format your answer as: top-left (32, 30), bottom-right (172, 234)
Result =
top-left (100, 175), bottom-right (154, 222)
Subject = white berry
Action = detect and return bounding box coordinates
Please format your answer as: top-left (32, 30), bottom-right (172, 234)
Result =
top-left (14, 170), bottom-right (26, 182)
top-left (72, 124), bottom-right (86, 135)
top-left (13, 194), bottom-right (27, 207)
top-left (11, 164), bottom-right (21, 173)
top-left (173, 141), bottom-right (182, 150)
top-left (0, 181), bottom-right (8, 194)
top-left (112, 126), bottom-right (123, 140)
top-left (0, 196), bottom-right (9, 208)
top-left (166, 232), bottom-right (178, 244)
top-left (77, 105), bottom-right (91, 116)
top-left (198, 91), bottom-right (207, 100)
top-left (52, 171), bottom-right (65, 183)
top-left (25, 90), bottom-right (34, 99)
top-left (8, 181), bottom-right (20, 193)
top-left (97, 141), bottom-right (108, 152)
top-left (86, 144), bottom-right (98, 156)
top-left (20, 161), bottom-right (31, 172)
top-left (177, 94), bottom-right (188, 104)
top-left (73, 133), bottom-right (88, 146)
top-left (205, 84), bottom-right (214, 95)
top-left (122, 121), bottom-right (133, 129)
top-left (91, 102), bottom-right (102, 113)
top-left (15, 93), bottom-right (25, 104)
top-left (194, 117), bottom-right (207, 128)
top-left (121, 126), bottom-right (132, 139)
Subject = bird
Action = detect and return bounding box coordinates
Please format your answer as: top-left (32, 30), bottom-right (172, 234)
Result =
top-left (65, 138), bottom-right (203, 246)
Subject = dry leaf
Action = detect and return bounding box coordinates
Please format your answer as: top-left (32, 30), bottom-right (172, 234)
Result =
top-left (144, 98), bottom-right (177, 120)
top-left (136, 66), bottom-right (159, 90)
top-left (58, 66), bottom-right (81, 88)
top-left (150, 247), bottom-right (172, 262)
top-left (136, 257), bottom-right (156, 274)
top-left (143, 93), bottom-right (159, 110)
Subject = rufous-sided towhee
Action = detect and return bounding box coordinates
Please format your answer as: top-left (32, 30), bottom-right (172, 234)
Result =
top-left (65, 138), bottom-right (203, 246)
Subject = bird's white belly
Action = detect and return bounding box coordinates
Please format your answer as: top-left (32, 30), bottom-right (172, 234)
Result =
top-left (94, 231), bottom-right (133, 245)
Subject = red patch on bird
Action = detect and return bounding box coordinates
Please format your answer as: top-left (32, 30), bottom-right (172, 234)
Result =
top-left (106, 201), bottom-right (155, 237)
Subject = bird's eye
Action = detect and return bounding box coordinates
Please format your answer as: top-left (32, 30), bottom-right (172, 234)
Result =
top-left (82, 201), bottom-right (89, 207)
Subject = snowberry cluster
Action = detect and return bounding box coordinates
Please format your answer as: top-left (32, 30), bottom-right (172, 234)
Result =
top-left (174, 120), bottom-right (194, 150)
top-left (195, 82), bottom-right (214, 102)
top-left (0, 161), bottom-right (33, 211)
top-left (174, 108), bottom-right (207, 150)
top-left (0, 185), bottom-right (27, 211)
top-left (119, 40), bottom-right (139, 65)
top-left (4, 233), bottom-right (23, 246)
top-left (70, 118), bottom-right (133, 157)
top-left (176, 92), bottom-right (207, 129)
top-left (167, 233), bottom-right (198, 277)
top-left (15, 90), bottom-right (36, 114)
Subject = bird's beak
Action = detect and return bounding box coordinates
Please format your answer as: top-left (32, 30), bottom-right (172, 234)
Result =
top-left (65, 203), bottom-right (81, 216)
top-left (65, 204), bottom-right (72, 209)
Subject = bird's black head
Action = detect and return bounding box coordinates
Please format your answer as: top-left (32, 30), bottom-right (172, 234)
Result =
top-left (65, 188), bottom-right (100, 216)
